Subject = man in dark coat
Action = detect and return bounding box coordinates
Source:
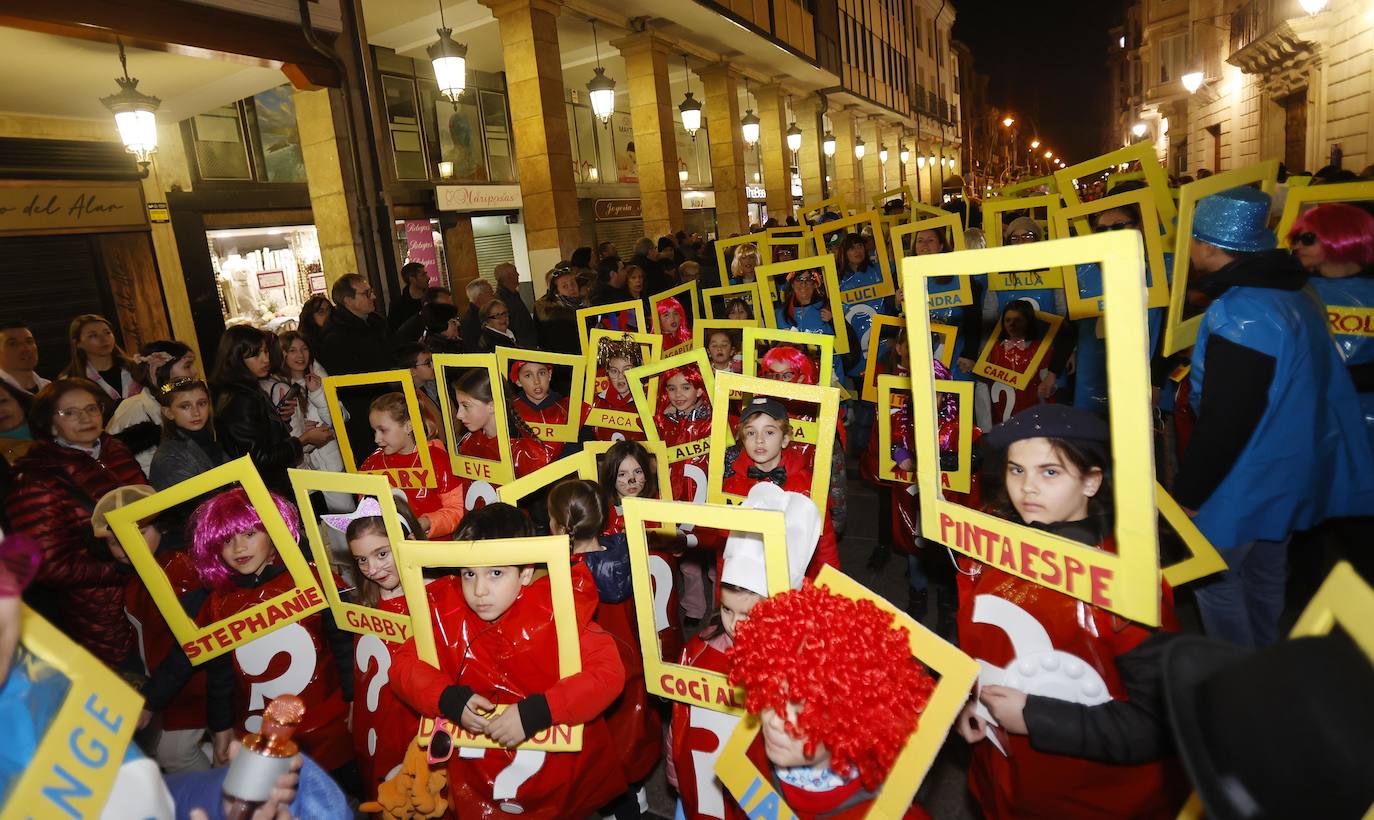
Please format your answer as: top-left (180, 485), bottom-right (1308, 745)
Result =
top-left (493, 262), bottom-right (538, 349)
top-left (318, 273), bottom-right (394, 464)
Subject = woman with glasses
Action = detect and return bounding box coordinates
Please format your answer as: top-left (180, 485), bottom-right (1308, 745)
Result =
top-left (4, 378), bottom-right (147, 666)
top-left (475, 299), bottom-right (522, 354)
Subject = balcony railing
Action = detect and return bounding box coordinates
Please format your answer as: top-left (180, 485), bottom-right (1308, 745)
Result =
top-left (1230, 0), bottom-right (1303, 55)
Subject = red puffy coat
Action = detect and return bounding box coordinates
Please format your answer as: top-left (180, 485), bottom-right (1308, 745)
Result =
top-left (6, 435), bottom-right (147, 665)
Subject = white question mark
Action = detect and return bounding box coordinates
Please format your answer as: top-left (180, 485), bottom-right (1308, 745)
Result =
top-left (991, 382), bottom-right (1017, 424)
top-left (235, 621), bottom-right (318, 734)
top-left (355, 633), bottom-right (391, 755)
top-left (466, 480), bottom-right (498, 510)
top-left (457, 747), bottom-right (546, 809)
top-left (688, 706), bottom-right (740, 819)
top-left (675, 463), bottom-right (708, 548)
top-left (648, 555), bottom-right (673, 633)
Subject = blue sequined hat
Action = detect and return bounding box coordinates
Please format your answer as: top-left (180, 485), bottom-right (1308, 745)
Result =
top-left (1190, 185), bottom-right (1276, 253)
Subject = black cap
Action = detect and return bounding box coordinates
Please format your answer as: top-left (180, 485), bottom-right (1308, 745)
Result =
top-left (982, 404), bottom-right (1109, 452)
top-left (740, 395), bottom-right (788, 422)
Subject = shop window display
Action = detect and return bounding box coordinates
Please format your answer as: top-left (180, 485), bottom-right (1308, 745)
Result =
top-left (208, 225), bottom-right (324, 328)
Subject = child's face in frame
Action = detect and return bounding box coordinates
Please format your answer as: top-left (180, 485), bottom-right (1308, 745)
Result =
top-left (351, 530), bottom-right (400, 594)
top-left (605, 356), bottom-right (633, 396)
top-left (727, 301), bottom-right (750, 320)
top-left (707, 332), bottom-right (735, 368)
top-left (741, 413), bottom-right (790, 472)
top-left (761, 701), bottom-right (831, 768)
top-left (461, 565), bottom-right (535, 622)
top-left (371, 409), bottom-right (415, 455)
top-left (454, 389), bottom-right (496, 436)
top-left (1005, 437), bottom-right (1103, 525)
top-left (719, 585), bottom-right (763, 640)
top-left (614, 455), bottom-right (646, 500)
top-left (662, 306), bottom-right (683, 335)
top-left (665, 372), bottom-right (703, 413)
top-left (517, 363), bottom-right (552, 404)
top-left (221, 526), bottom-right (275, 576)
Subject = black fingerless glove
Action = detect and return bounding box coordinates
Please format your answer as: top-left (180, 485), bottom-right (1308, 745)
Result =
top-left (439, 684), bottom-right (476, 723)
top-left (515, 694), bottom-right (552, 740)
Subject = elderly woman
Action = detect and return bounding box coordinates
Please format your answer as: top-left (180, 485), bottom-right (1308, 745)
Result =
top-left (475, 298), bottom-right (521, 353)
top-left (5, 378), bottom-right (147, 665)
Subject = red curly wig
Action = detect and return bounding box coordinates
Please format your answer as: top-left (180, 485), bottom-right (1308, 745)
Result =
top-left (1288, 202), bottom-right (1374, 267)
top-left (760, 344), bottom-right (819, 385)
top-left (728, 582), bottom-right (936, 790)
top-left (655, 364), bottom-right (709, 415)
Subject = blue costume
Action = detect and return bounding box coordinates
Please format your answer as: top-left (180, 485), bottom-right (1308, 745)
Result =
top-left (1310, 274), bottom-right (1374, 441)
top-left (1188, 282), bottom-right (1374, 549)
top-left (1070, 254), bottom-right (1171, 413)
top-left (838, 261), bottom-right (889, 377)
top-left (990, 269), bottom-right (1065, 316)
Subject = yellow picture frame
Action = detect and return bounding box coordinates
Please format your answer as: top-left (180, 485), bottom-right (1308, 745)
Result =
top-left (755, 254), bottom-right (851, 356)
top-left (496, 439), bottom-right (676, 510)
top-left (702, 282), bottom-right (764, 323)
top-left (890, 212), bottom-right (969, 307)
top-left (1054, 141), bottom-right (1178, 233)
top-left (105, 456), bottom-right (329, 663)
top-left (705, 372), bottom-right (840, 513)
top-left (288, 468), bottom-right (415, 643)
top-left (496, 348), bottom-right (587, 444)
top-left (627, 348), bottom-right (716, 464)
top-left (901, 231), bottom-right (1162, 625)
top-left (575, 299), bottom-right (648, 355)
top-left (800, 195), bottom-right (850, 225)
top-left (715, 565), bottom-right (979, 819)
top-left (623, 497), bottom-right (791, 715)
top-left (972, 307), bottom-right (1065, 390)
top-left (1163, 160), bottom-right (1280, 355)
top-left (1289, 562), bottom-right (1374, 651)
top-left (714, 234), bottom-right (765, 285)
top-left (323, 370), bottom-right (438, 488)
top-left (649, 280), bottom-right (700, 358)
top-left (693, 318), bottom-right (755, 355)
top-left (877, 375), bottom-right (973, 494)
top-left (1276, 179), bottom-right (1374, 247)
top-left (871, 186), bottom-right (914, 210)
top-left (2, 606), bottom-right (144, 820)
top-left (995, 174), bottom-right (1059, 199)
top-left (1053, 189), bottom-right (1171, 318)
top-left (859, 314), bottom-right (906, 403)
top-left (983, 192), bottom-right (1064, 248)
top-left (760, 233), bottom-right (815, 265)
top-left (740, 326), bottom-right (836, 390)
top-left (809, 210), bottom-right (897, 305)
top-left (433, 353), bottom-right (515, 487)
top-left (931, 322), bottom-right (958, 368)
top-left (582, 328), bottom-right (663, 435)
top-left (1156, 482), bottom-right (1229, 588)
top-left (396, 535), bottom-right (584, 752)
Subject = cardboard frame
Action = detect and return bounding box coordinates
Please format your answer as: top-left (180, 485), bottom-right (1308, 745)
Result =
top-left (496, 439), bottom-right (675, 509)
top-left (496, 347), bottom-right (586, 444)
top-left (323, 370), bottom-right (438, 488)
top-left (693, 318), bottom-right (755, 358)
top-left (809, 210), bottom-right (897, 305)
top-left (971, 307), bottom-right (1064, 390)
top-left (890, 212), bottom-right (973, 311)
top-left (859, 314), bottom-right (907, 403)
top-left (1276, 179), bottom-right (1374, 247)
top-left (715, 565), bottom-right (979, 818)
top-left (105, 456), bottom-right (329, 663)
top-left (760, 233), bottom-right (815, 265)
top-left (983, 193), bottom-right (1064, 248)
top-left (740, 326), bottom-right (836, 390)
top-left (1054, 141), bottom-right (1178, 232)
top-left (930, 323), bottom-right (957, 369)
top-left (583, 328), bottom-right (663, 435)
top-left (800, 195), bottom-right (850, 225)
top-left (755, 254), bottom-right (851, 355)
top-left (288, 469), bottom-right (415, 642)
top-left (1156, 482), bottom-right (1228, 588)
top-left (871, 186), bottom-right (914, 210)
top-left (1289, 561), bottom-right (1374, 652)
top-left (1, 605), bottom-right (143, 819)
top-left (433, 353), bottom-right (515, 487)
top-left (995, 174), bottom-right (1059, 199)
top-left (702, 282), bottom-right (764, 322)
top-left (649, 280), bottom-right (700, 357)
top-left (627, 349), bottom-right (716, 464)
top-left (901, 231), bottom-right (1162, 625)
top-left (877, 375), bottom-right (973, 493)
top-left (396, 535), bottom-right (584, 752)
top-left (705, 371), bottom-right (840, 512)
top-left (1053, 189), bottom-right (1171, 318)
top-left (714, 234), bottom-right (765, 285)
top-left (575, 299), bottom-right (648, 354)
top-left (1163, 160), bottom-right (1281, 355)
top-left (623, 497), bottom-right (791, 715)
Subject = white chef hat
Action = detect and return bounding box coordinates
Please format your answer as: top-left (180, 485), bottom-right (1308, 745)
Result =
top-left (720, 482), bottom-right (822, 597)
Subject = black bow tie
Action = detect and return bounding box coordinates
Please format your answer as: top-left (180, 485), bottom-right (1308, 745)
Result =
top-left (747, 465), bottom-right (787, 485)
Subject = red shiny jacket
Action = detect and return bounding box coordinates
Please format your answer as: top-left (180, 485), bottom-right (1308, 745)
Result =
top-left (668, 632), bottom-right (743, 820)
top-left (352, 593), bottom-right (424, 799)
top-left (455, 428), bottom-right (557, 509)
top-left (126, 548), bottom-right (207, 731)
top-left (514, 394), bottom-right (570, 460)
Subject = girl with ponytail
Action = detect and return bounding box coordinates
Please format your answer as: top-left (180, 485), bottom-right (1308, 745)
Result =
top-left (451, 365), bottom-right (557, 481)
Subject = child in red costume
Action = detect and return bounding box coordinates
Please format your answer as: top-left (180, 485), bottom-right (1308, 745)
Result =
top-left (705, 328), bottom-right (743, 375)
top-left (140, 488), bottom-right (358, 792)
top-left (953, 405), bottom-right (1188, 819)
top-left (94, 486), bottom-right (210, 774)
top-left (320, 499), bottom-right (425, 801)
top-left (658, 297), bottom-right (694, 355)
top-left (721, 396), bottom-right (840, 575)
top-left (667, 482), bottom-right (820, 820)
top-left (983, 299), bottom-right (1058, 426)
top-left (727, 582), bottom-right (938, 820)
top-left (585, 335), bottom-right (647, 442)
top-left (451, 366), bottom-right (558, 508)
top-left (548, 479), bottom-right (662, 799)
top-left (359, 392), bottom-right (465, 538)
top-left (510, 359), bottom-right (570, 460)
top-left (388, 502), bottom-right (632, 819)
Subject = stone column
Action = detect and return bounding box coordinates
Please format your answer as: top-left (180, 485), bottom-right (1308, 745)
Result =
top-left (830, 110), bottom-right (861, 209)
top-left (755, 83), bottom-right (792, 219)
top-left (294, 87), bottom-right (364, 285)
top-left (698, 62), bottom-right (749, 235)
top-left (794, 95), bottom-right (824, 204)
top-left (613, 31), bottom-right (684, 240)
top-left (860, 117), bottom-right (881, 205)
top-left (481, 0), bottom-right (580, 276)
top-left (445, 216), bottom-right (480, 310)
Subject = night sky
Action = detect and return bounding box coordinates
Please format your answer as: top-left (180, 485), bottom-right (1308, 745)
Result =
top-left (952, 0), bottom-right (1125, 165)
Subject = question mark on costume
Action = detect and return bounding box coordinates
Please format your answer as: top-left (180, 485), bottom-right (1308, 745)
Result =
top-left (466, 480), bottom-right (498, 510)
top-left (991, 382), bottom-right (1017, 424)
top-left (457, 747), bottom-right (546, 808)
top-left (236, 621), bottom-right (318, 733)
top-left (355, 633), bottom-right (391, 755)
top-left (689, 706), bottom-right (740, 819)
top-left (611, 431), bottom-right (626, 442)
top-left (676, 463), bottom-right (708, 548)
top-left (648, 555), bottom-right (673, 632)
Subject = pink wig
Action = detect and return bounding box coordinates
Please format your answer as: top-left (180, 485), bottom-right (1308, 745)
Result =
top-left (655, 364), bottom-right (709, 414)
top-left (190, 487), bottom-right (302, 590)
top-left (1288, 202), bottom-right (1374, 267)
top-left (760, 344), bottom-right (819, 385)
top-left (656, 298), bottom-right (692, 345)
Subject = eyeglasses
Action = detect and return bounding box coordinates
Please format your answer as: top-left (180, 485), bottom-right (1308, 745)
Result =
top-left (1293, 232), bottom-right (1319, 247)
top-left (1096, 220), bottom-right (1138, 231)
top-left (488, 311), bottom-right (510, 320)
top-left (354, 288), bottom-right (375, 299)
top-left (56, 403), bottom-right (102, 420)
top-left (1007, 232), bottom-right (1039, 244)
